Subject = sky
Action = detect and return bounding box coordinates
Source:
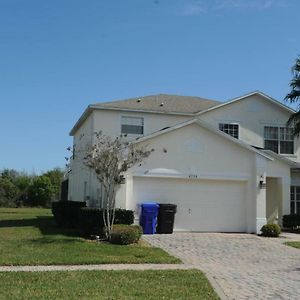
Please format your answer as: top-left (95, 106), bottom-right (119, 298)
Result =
top-left (0, 0), bottom-right (299, 174)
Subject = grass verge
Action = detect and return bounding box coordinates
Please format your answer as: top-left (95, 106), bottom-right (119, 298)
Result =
top-left (0, 208), bottom-right (180, 265)
top-left (0, 269), bottom-right (219, 300)
top-left (285, 241), bottom-right (300, 249)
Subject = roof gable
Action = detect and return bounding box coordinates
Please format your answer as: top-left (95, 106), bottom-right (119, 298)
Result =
top-left (197, 91), bottom-right (295, 116)
top-left (133, 118), bottom-right (273, 161)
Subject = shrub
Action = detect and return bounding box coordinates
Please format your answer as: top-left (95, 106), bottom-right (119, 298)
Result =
top-left (110, 224), bottom-right (143, 245)
top-left (260, 224), bottom-right (281, 237)
top-left (282, 214), bottom-right (300, 229)
top-left (78, 208), bottom-right (134, 237)
top-left (52, 201), bottom-right (86, 228)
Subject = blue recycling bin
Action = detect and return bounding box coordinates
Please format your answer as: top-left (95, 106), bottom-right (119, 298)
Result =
top-left (140, 202), bottom-right (159, 234)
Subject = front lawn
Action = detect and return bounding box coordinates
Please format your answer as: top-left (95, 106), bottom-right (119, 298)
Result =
top-left (0, 208), bottom-right (180, 265)
top-left (285, 241), bottom-right (300, 249)
top-left (0, 269), bottom-right (219, 300)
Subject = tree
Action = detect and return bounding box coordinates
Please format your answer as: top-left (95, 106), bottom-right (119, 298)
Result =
top-left (285, 57), bottom-right (300, 135)
top-left (43, 168), bottom-right (64, 200)
top-left (1, 169), bottom-right (19, 182)
top-left (83, 132), bottom-right (153, 239)
top-left (27, 176), bottom-right (55, 207)
top-left (0, 178), bottom-right (19, 207)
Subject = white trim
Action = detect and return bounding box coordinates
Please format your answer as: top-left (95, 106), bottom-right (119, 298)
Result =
top-left (197, 91), bottom-right (295, 116)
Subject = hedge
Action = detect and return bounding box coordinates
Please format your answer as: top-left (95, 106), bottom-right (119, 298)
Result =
top-left (78, 208), bottom-right (134, 236)
top-left (110, 224), bottom-right (143, 245)
top-left (52, 201), bottom-right (86, 228)
top-left (282, 214), bottom-right (300, 229)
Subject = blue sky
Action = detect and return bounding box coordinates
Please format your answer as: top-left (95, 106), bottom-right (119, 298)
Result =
top-left (0, 0), bottom-right (299, 173)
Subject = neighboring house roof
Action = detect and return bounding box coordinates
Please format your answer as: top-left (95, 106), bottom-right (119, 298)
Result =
top-left (133, 118), bottom-right (273, 161)
top-left (92, 94), bottom-right (220, 114)
top-left (197, 91), bottom-right (296, 116)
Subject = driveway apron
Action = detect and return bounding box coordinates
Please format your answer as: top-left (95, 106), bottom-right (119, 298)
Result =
top-left (143, 233), bottom-right (300, 300)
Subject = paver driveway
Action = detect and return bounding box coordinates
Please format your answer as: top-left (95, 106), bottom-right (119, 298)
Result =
top-left (143, 233), bottom-right (300, 300)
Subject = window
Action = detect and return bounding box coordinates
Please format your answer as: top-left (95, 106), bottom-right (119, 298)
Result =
top-left (121, 116), bottom-right (144, 135)
top-left (264, 126), bottom-right (294, 154)
top-left (219, 123), bottom-right (239, 139)
top-left (290, 186), bottom-right (300, 215)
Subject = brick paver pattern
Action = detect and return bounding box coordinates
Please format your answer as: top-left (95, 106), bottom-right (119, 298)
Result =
top-left (143, 233), bottom-right (300, 300)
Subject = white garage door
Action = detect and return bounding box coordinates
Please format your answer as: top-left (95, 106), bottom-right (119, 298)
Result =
top-left (132, 177), bottom-right (247, 232)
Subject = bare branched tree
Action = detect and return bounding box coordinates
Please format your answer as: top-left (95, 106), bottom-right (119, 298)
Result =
top-left (83, 131), bottom-right (153, 239)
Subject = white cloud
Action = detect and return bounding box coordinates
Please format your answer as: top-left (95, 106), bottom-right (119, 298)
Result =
top-left (181, 1), bottom-right (207, 16)
top-left (180, 0), bottom-right (288, 16)
top-left (215, 0), bottom-right (287, 11)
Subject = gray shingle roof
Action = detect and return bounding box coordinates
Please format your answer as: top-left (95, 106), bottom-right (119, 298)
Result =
top-left (92, 94), bottom-right (221, 114)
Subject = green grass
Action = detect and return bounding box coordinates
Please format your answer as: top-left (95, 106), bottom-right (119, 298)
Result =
top-left (285, 241), bottom-right (300, 249)
top-left (0, 270), bottom-right (219, 300)
top-left (0, 208), bottom-right (180, 265)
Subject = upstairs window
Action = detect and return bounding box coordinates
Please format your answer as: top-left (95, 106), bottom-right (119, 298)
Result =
top-left (219, 123), bottom-right (239, 139)
top-left (121, 116), bottom-right (144, 135)
top-left (264, 126), bottom-right (294, 154)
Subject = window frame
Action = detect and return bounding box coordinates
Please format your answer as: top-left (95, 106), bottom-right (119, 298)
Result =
top-left (264, 125), bottom-right (294, 154)
top-left (121, 116), bottom-right (144, 135)
top-left (290, 186), bottom-right (300, 215)
top-left (219, 123), bottom-right (239, 139)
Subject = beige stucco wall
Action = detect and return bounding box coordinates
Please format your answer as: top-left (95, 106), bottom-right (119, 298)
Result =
top-left (266, 177), bottom-right (282, 224)
top-left (92, 109), bottom-right (191, 140)
top-left (69, 110), bottom-right (191, 204)
top-left (126, 123), bottom-right (260, 232)
top-left (68, 114), bottom-right (93, 202)
top-left (133, 123), bottom-right (255, 176)
top-left (200, 94), bottom-right (300, 162)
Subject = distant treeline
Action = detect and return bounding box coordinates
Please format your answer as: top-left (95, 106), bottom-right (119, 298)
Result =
top-left (0, 168), bottom-right (64, 208)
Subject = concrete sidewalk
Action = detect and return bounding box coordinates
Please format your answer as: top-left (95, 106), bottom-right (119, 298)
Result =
top-left (0, 263), bottom-right (191, 272)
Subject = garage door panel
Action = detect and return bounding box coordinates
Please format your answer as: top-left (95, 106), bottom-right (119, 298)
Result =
top-left (132, 177), bottom-right (246, 232)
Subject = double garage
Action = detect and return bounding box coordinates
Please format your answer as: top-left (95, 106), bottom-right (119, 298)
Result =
top-left (132, 176), bottom-right (248, 233)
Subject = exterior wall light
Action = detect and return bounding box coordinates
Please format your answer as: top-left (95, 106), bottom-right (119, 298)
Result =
top-left (259, 175), bottom-right (266, 189)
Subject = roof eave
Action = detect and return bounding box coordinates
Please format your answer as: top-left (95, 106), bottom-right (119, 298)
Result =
top-left (89, 105), bottom-right (196, 116)
top-left (69, 106), bottom-right (92, 136)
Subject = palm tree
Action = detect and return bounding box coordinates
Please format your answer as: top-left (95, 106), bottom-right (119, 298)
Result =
top-left (285, 57), bottom-right (300, 135)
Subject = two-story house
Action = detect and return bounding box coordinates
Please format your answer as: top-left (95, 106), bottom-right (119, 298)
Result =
top-left (68, 91), bottom-right (300, 234)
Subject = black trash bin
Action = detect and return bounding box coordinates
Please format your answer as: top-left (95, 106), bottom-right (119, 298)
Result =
top-left (156, 204), bottom-right (177, 234)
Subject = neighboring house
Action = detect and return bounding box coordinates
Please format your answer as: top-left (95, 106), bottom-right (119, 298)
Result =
top-left (68, 91), bottom-right (300, 234)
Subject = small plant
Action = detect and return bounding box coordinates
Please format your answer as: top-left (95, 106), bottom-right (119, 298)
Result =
top-left (110, 224), bottom-right (143, 245)
top-left (260, 223), bottom-right (281, 237)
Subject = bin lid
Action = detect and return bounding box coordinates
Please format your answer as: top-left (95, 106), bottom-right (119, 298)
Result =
top-left (141, 202), bottom-right (159, 208)
top-left (159, 203), bottom-right (177, 208)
